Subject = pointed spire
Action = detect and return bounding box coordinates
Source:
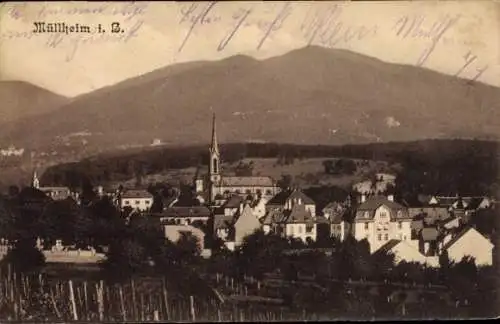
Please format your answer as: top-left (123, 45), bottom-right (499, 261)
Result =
top-left (210, 112), bottom-right (219, 155)
top-left (32, 169), bottom-right (40, 189)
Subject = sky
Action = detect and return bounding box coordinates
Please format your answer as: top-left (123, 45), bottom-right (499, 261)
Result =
top-left (0, 1), bottom-right (498, 97)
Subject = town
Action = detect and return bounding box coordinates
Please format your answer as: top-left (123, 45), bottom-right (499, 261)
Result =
top-left (0, 115), bottom-right (497, 321)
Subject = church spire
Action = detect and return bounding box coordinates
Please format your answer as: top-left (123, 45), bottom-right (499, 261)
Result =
top-left (32, 170), bottom-right (40, 189)
top-left (210, 112), bottom-right (219, 155)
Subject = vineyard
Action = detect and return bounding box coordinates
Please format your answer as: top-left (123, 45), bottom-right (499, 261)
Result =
top-left (0, 264), bottom-right (326, 322)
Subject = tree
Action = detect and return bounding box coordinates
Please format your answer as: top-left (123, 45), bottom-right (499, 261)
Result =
top-left (102, 237), bottom-right (149, 281)
top-left (2, 239), bottom-right (45, 273)
top-left (277, 174), bottom-right (293, 190)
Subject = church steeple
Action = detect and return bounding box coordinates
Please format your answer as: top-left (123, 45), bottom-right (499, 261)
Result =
top-left (210, 112), bottom-right (219, 156)
top-left (209, 112), bottom-right (221, 191)
top-left (32, 170), bottom-right (40, 189)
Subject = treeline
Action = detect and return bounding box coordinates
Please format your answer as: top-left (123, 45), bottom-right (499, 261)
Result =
top-left (207, 230), bottom-right (498, 318)
top-left (40, 140), bottom-right (499, 196)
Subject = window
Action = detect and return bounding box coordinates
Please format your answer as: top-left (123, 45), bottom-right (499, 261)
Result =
top-left (298, 226), bottom-right (303, 234)
top-left (306, 224), bottom-right (314, 233)
top-left (384, 234), bottom-right (389, 241)
top-left (378, 234), bottom-right (382, 241)
top-left (290, 226), bottom-right (294, 235)
top-left (364, 223), bottom-right (369, 230)
top-left (364, 212), bottom-right (369, 218)
top-left (380, 212), bottom-right (387, 218)
top-left (145, 200), bottom-right (150, 205)
top-left (398, 221), bottom-right (402, 229)
top-left (135, 200), bottom-right (140, 205)
top-left (212, 158), bottom-right (218, 174)
top-left (124, 200), bottom-right (130, 205)
top-left (266, 190), bottom-right (272, 195)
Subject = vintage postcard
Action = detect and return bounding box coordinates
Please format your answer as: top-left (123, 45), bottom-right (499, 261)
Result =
top-left (0, 0), bottom-right (499, 321)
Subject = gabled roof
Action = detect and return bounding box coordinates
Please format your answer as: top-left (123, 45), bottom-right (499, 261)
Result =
top-left (441, 226), bottom-right (492, 251)
top-left (219, 176), bottom-right (275, 187)
top-left (223, 195), bottom-right (244, 209)
top-left (261, 208), bottom-right (287, 225)
top-left (284, 204), bottom-right (314, 224)
top-left (267, 189), bottom-right (315, 206)
top-left (355, 196), bottom-right (409, 220)
top-left (377, 239), bottom-right (402, 254)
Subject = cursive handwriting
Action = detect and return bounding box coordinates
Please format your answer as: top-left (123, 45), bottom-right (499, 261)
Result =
top-left (393, 13), bottom-right (461, 67)
top-left (300, 4), bottom-right (378, 48)
top-left (178, 2), bottom-right (219, 53)
top-left (256, 2), bottom-right (293, 50)
top-left (455, 50), bottom-right (489, 82)
top-left (44, 20), bottom-right (144, 62)
top-left (217, 7), bottom-right (253, 51)
top-left (5, 2), bottom-right (148, 21)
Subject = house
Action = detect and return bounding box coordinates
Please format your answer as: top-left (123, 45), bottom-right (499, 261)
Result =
top-left (266, 188), bottom-right (316, 217)
top-left (323, 201), bottom-right (353, 241)
top-left (233, 204), bottom-right (262, 246)
top-left (261, 204), bottom-right (317, 242)
top-left (351, 195), bottom-right (412, 253)
top-left (160, 206), bottom-right (211, 226)
top-left (120, 189), bottom-right (154, 211)
top-left (441, 226), bottom-right (494, 266)
top-left (377, 239), bottom-right (439, 267)
top-left (211, 203), bottom-right (261, 250)
top-left (194, 114), bottom-right (280, 205)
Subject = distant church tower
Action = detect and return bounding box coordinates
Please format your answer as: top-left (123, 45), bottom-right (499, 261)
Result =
top-left (32, 170), bottom-right (40, 189)
top-left (209, 113), bottom-right (221, 185)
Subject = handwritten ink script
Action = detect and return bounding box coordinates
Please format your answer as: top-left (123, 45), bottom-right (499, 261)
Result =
top-left (0, 1), bottom-right (492, 78)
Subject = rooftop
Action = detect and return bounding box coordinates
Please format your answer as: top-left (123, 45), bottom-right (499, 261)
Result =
top-left (121, 189), bottom-right (154, 199)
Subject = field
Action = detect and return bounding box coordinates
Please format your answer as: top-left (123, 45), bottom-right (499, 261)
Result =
top-left (120, 157), bottom-right (395, 190)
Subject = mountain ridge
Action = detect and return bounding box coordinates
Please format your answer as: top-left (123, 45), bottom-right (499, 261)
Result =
top-left (1, 46), bottom-right (499, 153)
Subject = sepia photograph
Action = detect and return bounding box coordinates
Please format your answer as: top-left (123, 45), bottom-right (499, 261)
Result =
top-left (0, 0), bottom-right (499, 321)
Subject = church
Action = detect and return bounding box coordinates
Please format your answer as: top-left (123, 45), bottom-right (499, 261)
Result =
top-left (194, 114), bottom-right (280, 205)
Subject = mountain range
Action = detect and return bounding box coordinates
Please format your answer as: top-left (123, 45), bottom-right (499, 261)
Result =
top-left (1, 46), bottom-right (499, 154)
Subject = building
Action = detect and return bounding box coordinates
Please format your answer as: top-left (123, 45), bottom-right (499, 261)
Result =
top-left (351, 195), bottom-right (412, 253)
top-left (120, 189), bottom-right (153, 212)
top-left (441, 226), bottom-right (494, 266)
top-left (32, 171), bottom-right (72, 201)
top-left (262, 203), bottom-right (317, 243)
top-left (266, 188), bottom-right (317, 217)
top-left (377, 240), bottom-right (439, 267)
top-left (159, 206), bottom-right (211, 226)
top-left (194, 114), bottom-right (280, 205)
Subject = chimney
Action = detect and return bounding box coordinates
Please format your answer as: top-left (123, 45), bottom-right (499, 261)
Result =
top-left (387, 194), bottom-right (394, 202)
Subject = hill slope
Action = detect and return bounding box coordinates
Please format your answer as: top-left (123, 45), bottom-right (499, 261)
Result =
top-left (0, 81), bottom-right (69, 124)
top-left (1, 46), bottom-right (499, 151)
